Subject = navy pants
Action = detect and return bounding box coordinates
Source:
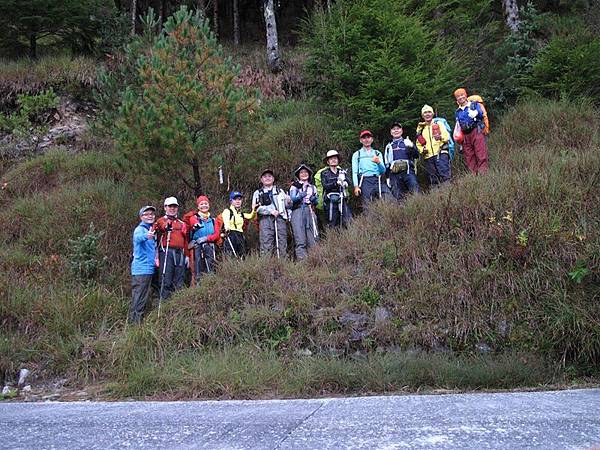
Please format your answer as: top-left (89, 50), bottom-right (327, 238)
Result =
top-left (424, 153), bottom-right (451, 186)
top-left (360, 175), bottom-right (391, 207)
top-left (194, 243), bottom-right (216, 279)
top-left (158, 248), bottom-right (185, 301)
top-left (389, 171), bottom-right (419, 200)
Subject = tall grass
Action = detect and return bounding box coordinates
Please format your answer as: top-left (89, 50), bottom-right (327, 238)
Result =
top-left (0, 55), bottom-right (98, 110)
top-left (1, 98), bottom-right (598, 397)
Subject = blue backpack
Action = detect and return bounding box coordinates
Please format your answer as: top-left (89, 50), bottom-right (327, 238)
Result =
top-left (433, 117), bottom-right (455, 161)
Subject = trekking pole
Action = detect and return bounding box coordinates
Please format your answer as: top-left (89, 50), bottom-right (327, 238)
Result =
top-left (202, 243), bottom-right (212, 273)
top-left (158, 229), bottom-right (171, 319)
top-left (378, 175), bottom-right (382, 199)
top-left (274, 215), bottom-right (280, 259)
top-left (339, 184), bottom-right (344, 225)
top-left (310, 206), bottom-right (319, 240)
top-left (226, 235), bottom-right (239, 259)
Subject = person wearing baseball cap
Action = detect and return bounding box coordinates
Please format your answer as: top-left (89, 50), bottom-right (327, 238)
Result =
top-left (384, 121), bottom-right (419, 201)
top-left (415, 104), bottom-right (451, 187)
top-left (184, 195), bottom-right (221, 283)
top-left (352, 129), bottom-right (391, 206)
top-left (221, 191), bottom-right (257, 258)
top-left (129, 205), bottom-right (157, 324)
top-left (314, 149), bottom-right (353, 227)
top-left (251, 168), bottom-right (291, 258)
top-left (152, 196), bottom-right (188, 302)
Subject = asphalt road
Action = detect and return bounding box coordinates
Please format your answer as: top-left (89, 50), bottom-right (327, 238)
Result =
top-left (1, 389), bottom-right (599, 449)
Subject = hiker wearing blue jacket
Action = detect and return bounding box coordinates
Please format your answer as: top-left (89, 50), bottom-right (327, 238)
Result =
top-left (129, 205), bottom-right (157, 324)
top-left (384, 121), bottom-right (419, 201)
top-left (352, 130), bottom-right (390, 206)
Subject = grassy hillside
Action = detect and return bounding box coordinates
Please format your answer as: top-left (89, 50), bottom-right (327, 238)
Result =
top-left (1, 98), bottom-right (598, 398)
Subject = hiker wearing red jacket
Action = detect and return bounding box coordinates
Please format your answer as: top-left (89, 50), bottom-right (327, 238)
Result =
top-left (152, 196), bottom-right (188, 301)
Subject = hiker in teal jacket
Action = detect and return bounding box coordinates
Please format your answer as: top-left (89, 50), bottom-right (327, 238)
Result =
top-left (352, 129), bottom-right (390, 206)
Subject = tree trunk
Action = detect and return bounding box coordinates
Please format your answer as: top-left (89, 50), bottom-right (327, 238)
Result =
top-left (233, 0), bottom-right (240, 46)
top-left (263, 0), bottom-right (282, 73)
top-left (161, 0), bottom-right (167, 27)
top-left (213, 0), bottom-right (219, 38)
top-left (197, 0), bottom-right (206, 16)
top-left (131, 0), bottom-right (137, 35)
top-left (29, 32), bottom-right (37, 59)
top-left (191, 158), bottom-right (202, 196)
top-left (502, 0), bottom-right (520, 32)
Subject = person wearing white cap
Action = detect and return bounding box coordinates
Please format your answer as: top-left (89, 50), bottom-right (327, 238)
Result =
top-left (315, 150), bottom-right (352, 227)
top-left (415, 104), bottom-right (451, 187)
top-left (129, 205), bottom-right (157, 324)
top-left (151, 196), bottom-right (188, 302)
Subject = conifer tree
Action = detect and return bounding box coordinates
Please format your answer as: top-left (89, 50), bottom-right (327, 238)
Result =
top-left (115, 6), bottom-right (258, 195)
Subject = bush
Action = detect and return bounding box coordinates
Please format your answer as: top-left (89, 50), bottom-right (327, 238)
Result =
top-left (527, 31), bottom-right (600, 104)
top-left (303, 0), bottom-right (465, 140)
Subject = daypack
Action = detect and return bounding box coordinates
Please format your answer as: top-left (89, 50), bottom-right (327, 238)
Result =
top-left (433, 117), bottom-right (456, 161)
top-left (314, 167), bottom-right (326, 210)
top-left (468, 94), bottom-right (490, 135)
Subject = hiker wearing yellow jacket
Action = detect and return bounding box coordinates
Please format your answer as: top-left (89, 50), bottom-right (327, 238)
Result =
top-left (415, 104), bottom-right (451, 186)
top-left (221, 191), bottom-right (256, 258)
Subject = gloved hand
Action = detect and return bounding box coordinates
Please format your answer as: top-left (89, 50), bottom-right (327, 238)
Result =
top-left (192, 223), bottom-right (201, 231)
top-left (354, 186), bottom-right (361, 197)
top-left (372, 156), bottom-right (381, 164)
top-left (166, 222), bottom-right (173, 232)
top-left (404, 137), bottom-right (413, 147)
top-left (309, 194), bottom-right (318, 205)
top-left (337, 172), bottom-right (346, 184)
top-left (468, 108), bottom-right (478, 119)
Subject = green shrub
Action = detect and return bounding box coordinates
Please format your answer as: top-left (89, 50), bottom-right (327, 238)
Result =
top-left (303, 0), bottom-right (465, 140)
top-left (68, 224), bottom-right (108, 283)
top-left (527, 31), bottom-right (600, 104)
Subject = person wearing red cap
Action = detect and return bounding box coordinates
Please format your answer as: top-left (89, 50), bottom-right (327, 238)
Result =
top-left (186, 195), bottom-right (220, 281)
top-left (454, 88), bottom-right (489, 175)
top-left (351, 130), bottom-right (390, 206)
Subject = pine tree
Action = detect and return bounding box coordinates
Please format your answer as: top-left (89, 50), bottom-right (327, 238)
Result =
top-left (115, 6), bottom-right (258, 195)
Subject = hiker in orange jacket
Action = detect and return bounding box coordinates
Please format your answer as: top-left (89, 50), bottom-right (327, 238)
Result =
top-left (152, 196), bottom-right (188, 301)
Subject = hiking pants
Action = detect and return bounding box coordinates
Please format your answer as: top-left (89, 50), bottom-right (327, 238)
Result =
top-left (223, 231), bottom-right (247, 258)
top-left (462, 128), bottom-right (489, 175)
top-left (424, 153), bottom-right (451, 186)
top-left (129, 274), bottom-right (153, 324)
top-left (259, 215), bottom-right (288, 257)
top-left (291, 206), bottom-right (318, 260)
top-left (389, 171), bottom-right (419, 201)
top-left (158, 247), bottom-right (185, 301)
top-left (194, 243), bottom-right (216, 279)
top-left (359, 175), bottom-right (391, 207)
top-left (325, 199), bottom-right (352, 228)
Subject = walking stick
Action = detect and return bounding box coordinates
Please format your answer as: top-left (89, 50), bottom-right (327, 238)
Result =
top-left (158, 229), bottom-right (171, 319)
top-left (274, 215), bottom-right (280, 259)
top-left (226, 235), bottom-right (239, 259)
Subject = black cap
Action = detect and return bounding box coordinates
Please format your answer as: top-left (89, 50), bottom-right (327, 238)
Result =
top-left (391, 121), bottom-right (403, 128)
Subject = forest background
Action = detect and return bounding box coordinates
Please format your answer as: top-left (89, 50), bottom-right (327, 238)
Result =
top-left (0, 0), bottom-right (598, 399)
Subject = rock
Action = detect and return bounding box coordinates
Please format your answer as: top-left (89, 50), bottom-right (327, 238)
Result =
top-left (339, 311), bottom-right (368, 326)
top-left (22, 385), bottom-right (32, 392)
top-left (2, 386), bottom-right (11, 395)
top-left (18, 368), bottom-right (30, 387)
top-left (374, 307), bottom-right (391, 323)
top-left (497, 320), bottom-right (509, 338)
top-left (295, 348), bottom-right (312, 357)
top-left (475, 342), bottom-right (492, 354)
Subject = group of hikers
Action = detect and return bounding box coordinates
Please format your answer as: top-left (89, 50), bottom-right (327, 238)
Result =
top-left (129, 88), bottom-right (490, 323)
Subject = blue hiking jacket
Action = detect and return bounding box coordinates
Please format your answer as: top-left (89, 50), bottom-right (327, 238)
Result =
top-left (455, 101), bottom-right (485, 132)
top-left (131, 222), bottom-right (156, 276)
